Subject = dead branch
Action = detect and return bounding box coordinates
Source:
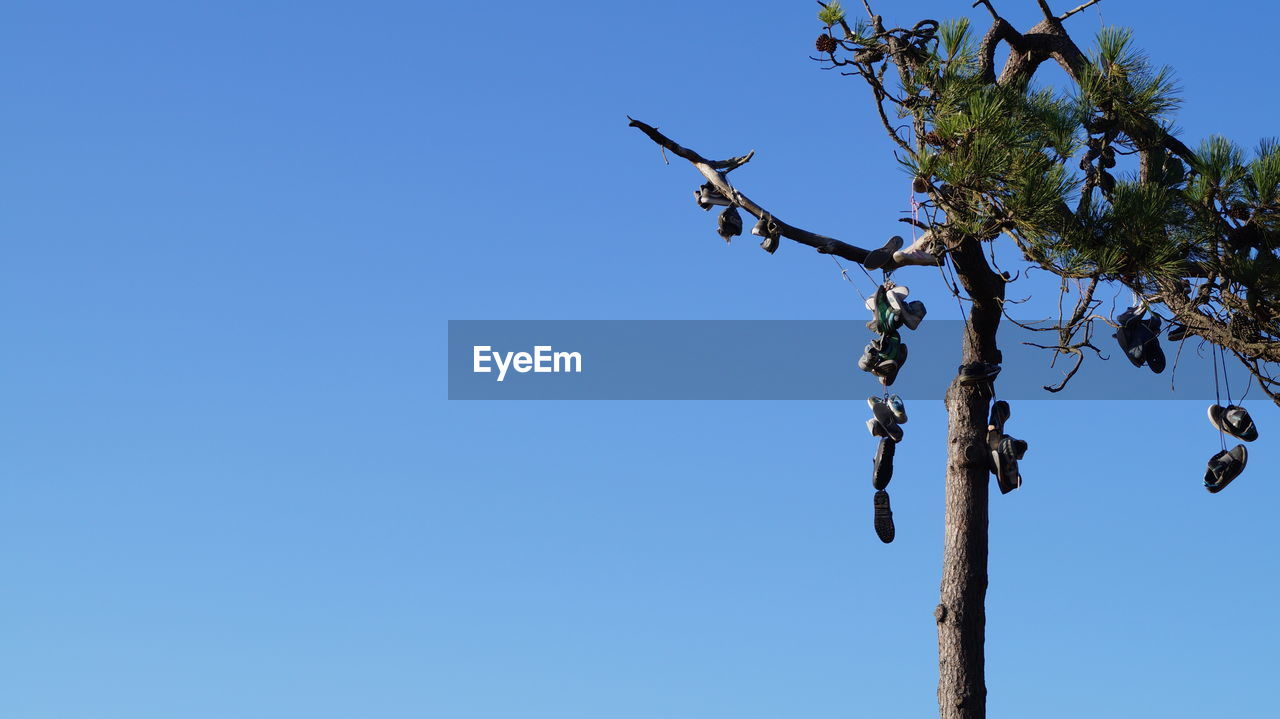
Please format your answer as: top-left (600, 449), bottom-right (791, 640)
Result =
top-left (628, 117), bottom-right (941, 269)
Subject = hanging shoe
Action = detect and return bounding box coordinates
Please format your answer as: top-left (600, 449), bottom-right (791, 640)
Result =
top-left (872, 437), bottom-right (895, 490)
top-left (858, 340), bottom-right (881, 373)
top-left (873, 490), bottom-right (896, 543)
top-left (868, 396), bottom-right (904, 441)
top-left (863, 236), bottom-right (905, 270)
top-left (717, 207), bottom-right (743, 242)
top-left (898, 300), bottom-right (927, 331)
top-left (1141, 316), bottom-right (1166, 374)
top-left (887, 394), bottom-right (908, 424)
top-left (884, 285), bottom-right (911, 312)
top-left (873, 342), bottom-right (907, 386)
top-left (751, 213), bottom-right (780, 254)
top-left (1113, 310), bottom-right (1151, 368)
top-left (865, 405), bottom-right (904, 442)
top-left (958, 362), bottom-right (1001, 385)
top-left (988, 400), bottom-right (1011, 434)
top-left (1208, 404), bottom-right (1259, 442)
top-left (1167, 322), bottom-right (1189, 342)
top-left (1204, 444), bottom-right (1248, 494)
top-left (865, 416), bottom-right (903, 443)
top-left (866, 286), bottom-right (903, 333)
top-left (695, 183), bottom-right (732, 209)
top-left (990, 434), bottom-right (1025, 494)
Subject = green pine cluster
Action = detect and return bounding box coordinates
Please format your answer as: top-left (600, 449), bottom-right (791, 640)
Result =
top-left (843, 18), bottom-right (1279, 331)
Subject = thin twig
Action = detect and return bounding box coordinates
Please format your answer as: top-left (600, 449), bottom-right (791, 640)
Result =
top-left (1059, 0), bottom-right (1103, 21)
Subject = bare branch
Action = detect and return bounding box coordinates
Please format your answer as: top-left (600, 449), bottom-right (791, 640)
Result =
top-left (1059, 0), bottom-right (1103, 20)
top-left (628, 117), bottom-right (942, 268)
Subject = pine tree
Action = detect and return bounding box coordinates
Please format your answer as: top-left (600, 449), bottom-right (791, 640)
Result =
top-left (631, 1), bottom-right (1280, 717)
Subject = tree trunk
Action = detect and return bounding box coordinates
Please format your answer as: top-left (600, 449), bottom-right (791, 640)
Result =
top-left (935, 238), bottom-right (1003, 719)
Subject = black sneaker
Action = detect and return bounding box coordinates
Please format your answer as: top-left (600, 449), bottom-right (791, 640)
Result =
top-left (863, 235), bottom-right (904, 270)
top-left (991, 435), bottom-right (1025, 494)
top-left (717, 207), bottom-right (743, 242)
top-left (1113, 311), bottom-right (1152, 368)
top-left (874, 342), bottom-right (907, 386)
top-left (958, 362), bottom-right (1001, 385)
top-left (872, 437), bottom-right (895, 490)
top-left (1208, 404), bottom-right (1259, 442)
top-left (873, 490), bottom-right (896, 543)
top-left (1142, 316), bottom-right (1166, 374)
top-left (1205, 444), bottom-right (1248, 493)
top-left (988, 400), bottom-right (1010, 435)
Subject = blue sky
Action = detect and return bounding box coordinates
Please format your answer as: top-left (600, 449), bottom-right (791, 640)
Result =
top-left (3, 1), bottom-right (1278, 717)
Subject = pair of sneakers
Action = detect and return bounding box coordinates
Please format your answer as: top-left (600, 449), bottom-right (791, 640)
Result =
top-left (863, 284), bottom-right (927, 333)
top-left (866, 394), bottom-right (908, 444)
top-left (862, 235), bottom-right (941, 271)
top-left (1203, 404), bottom-right (1258, 494)
top-left (859, 334), bottom-right (908, 386)
top-left (1113, 307), bottom-right (1166, 374)
top-left (987, 400), bottom-right (1028, 494)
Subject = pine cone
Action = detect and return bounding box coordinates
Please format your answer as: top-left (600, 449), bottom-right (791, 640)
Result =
top-left (912, 177), bottom-right (928, 194)
top-left (922, 131), bottom-right (944, 147)
top-left (1228, 203), bottom-right (1251, 221)
top-left (815, 34), bottom-right (838, 53)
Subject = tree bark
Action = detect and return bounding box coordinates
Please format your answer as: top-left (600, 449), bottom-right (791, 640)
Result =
top-left (935, 238), bottom-right (1004, 718)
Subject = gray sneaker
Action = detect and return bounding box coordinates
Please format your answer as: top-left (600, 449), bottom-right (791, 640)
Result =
top-left (863, 236), bottom-right (904, 270)
top-left (898, 300), bottom-right (927, 331)
top-left (865, 410), bottom-right (903, 443)
top-left (751, 214), bottom-right (780, 254)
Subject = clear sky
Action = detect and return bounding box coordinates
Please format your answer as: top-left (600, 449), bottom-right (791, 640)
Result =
top-left (3, 1), bottom-right (1278, 717)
